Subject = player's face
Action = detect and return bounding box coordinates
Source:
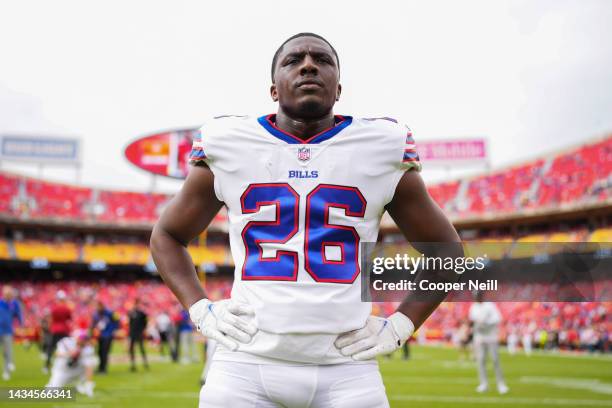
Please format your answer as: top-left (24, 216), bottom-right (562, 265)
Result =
top-left (271, 37), bottom-right (341, 119)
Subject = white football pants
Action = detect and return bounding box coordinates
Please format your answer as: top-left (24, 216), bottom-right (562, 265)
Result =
top-left (199, 361), bottom-right (389, 408)
top-left (46, 367), bottom-right (85, 388)
top-left (474, 338), bottom-right (505, 387)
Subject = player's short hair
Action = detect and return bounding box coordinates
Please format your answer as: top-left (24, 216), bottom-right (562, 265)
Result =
top-left (271, 32), bottom-right (340, 82)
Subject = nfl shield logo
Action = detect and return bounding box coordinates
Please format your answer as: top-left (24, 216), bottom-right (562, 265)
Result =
top-left (297, 147), bottom-right (311, 162)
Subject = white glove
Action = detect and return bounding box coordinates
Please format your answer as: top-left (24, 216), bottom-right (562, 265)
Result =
top-left (334, 312), bottom-right (415, 361)
top-left (189, 298), bottom-right (257, 351)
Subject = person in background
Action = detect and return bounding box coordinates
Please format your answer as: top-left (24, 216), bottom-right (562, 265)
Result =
top-left (155, 311), bottom-right (174, 359)
top-left (177, 309), bottom-right (196, 364)
top-left (37, 314), bottom-right (51, 360)
top-left (537, 328), bottom-right (548, 349)
top-left (469, 292), bottom-right (509, 394)
top-left (597, 324), bottom-right (609, 353)
top-left (45, 290), bottom-right (71, 374)
top-left (522, 322), bottom-right (535, 355)
top-left (45, 329), bottom-right (96, 397)
top-left (91, 301), bottom-right (118, 374)
top-left (0, 286), bottom-right (23, 380)
top-left (455, 320), bottom-right (472, 361)
top-left (128, 298), bottom-right (149, 372)
top-left (507, 325), bottom-right (519, 355)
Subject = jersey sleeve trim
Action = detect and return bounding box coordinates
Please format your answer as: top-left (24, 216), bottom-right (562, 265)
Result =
top-left (384, 125), bottom-right (422, 205)
top-left (187, 125), bottom-right (224, 202)
top-left (188, 129), bottom-right (207, 165)
top-left (400, 128), bottom-right (422, 172)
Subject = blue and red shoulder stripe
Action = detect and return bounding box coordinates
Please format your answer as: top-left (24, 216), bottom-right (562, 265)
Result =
top-left (402, 127), bottom-right (421, 171)
top-left (188, 130), bottom-right (207, 164)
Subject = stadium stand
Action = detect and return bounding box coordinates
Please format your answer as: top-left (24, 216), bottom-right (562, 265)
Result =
top-left (538, 138), bottom-right (612, 206)
top-left (418, 301), bottom-right (609, 351)
top-left (427, 180), bottom-right (461, 212)
top-left (13, 239), bottom-right (79, 263)
top-left (0, 234), bottom-right (233, 268)
top-left (82, 242), bottom-right (150, 265)
top-left (0, 135), bottom-right (609, 224)
top-left (464, 160), bottom-right (545, 214)
top-left (0, 227), bottom-right (609, 264)
top-left (7, 279), bottom-right (233, 340)
top-left (0, 238), bottom-right (9, 259)
top-left (187, 245), bottom-right (230, 266)
top-left (24, 179), bottom-right (92, 219)
top-left (0, 173), bottom-right (20, 215)
top-left (4, 278), bottom-right (609, 353)
top-left (96, 190), bottom-right (168, 223)
top-left (589, 227), bottom-right (612, 242)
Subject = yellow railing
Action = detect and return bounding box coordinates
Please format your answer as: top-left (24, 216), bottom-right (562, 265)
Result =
top-left (13, 241), bottom-right (79, 263)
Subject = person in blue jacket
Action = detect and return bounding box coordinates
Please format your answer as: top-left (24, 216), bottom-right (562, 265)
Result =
top-left (0, 286), bottom-right (23, 380)
top-left (91, 301), bottom-right (118, 374)
top-left (177, 309), bottom-right (196, 364)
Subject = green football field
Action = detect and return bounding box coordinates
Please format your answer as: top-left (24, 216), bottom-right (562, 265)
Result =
top-left (2, 342), bottom-right (611, 408)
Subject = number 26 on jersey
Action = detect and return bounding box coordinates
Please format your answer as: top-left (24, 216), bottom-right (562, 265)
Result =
top-left (240, 183), bottom-right (366, 284)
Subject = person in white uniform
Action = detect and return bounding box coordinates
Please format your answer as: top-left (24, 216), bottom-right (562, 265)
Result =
top-left (522, 322), bottom-right (535, 355)
top-left (507, 325), bottom-right (519, 355)
top-left (469, 292), bottom-right (509, 394)
top-left (151, 32), bottom-right (462, 407)
top-left (45, 330), bottom-right (96, 397)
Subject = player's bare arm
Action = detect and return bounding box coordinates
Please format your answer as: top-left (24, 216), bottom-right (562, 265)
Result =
top-left (150, 164), bottom-right (222, 309)
top-left (150, 164), bottom-right (257, 351)
top-left (386, 169), bottom-right (462, 328)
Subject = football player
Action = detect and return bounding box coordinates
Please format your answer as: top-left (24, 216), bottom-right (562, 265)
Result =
top-left (45, 330), bottom-right (96, 397)
top-left (469, 292), bottom-right (509, 394)
top-left (151, 32), bottom-right (461, 407)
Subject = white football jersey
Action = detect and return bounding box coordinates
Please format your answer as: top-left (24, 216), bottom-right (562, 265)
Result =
top-left (469, 302), bottom-right (501, 342)
top-left (53, 337), bottom-right (96, 372)
top-left (190, 114), bottom-right (420, 363)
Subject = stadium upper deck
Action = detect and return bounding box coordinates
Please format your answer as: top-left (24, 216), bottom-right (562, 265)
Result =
top-left (0, 134), bottom-right (609, 229)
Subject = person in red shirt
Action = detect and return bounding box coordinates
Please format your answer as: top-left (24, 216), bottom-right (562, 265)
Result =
top-left (44, 290), bottom-right (72, 373)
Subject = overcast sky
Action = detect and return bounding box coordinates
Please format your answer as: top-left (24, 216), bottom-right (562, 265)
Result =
top-left (0, 0), bottom-right (610, 193)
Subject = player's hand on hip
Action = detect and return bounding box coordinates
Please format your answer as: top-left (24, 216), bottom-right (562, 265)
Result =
top-left (334, 313), bottom-right (414, 361)
top-left (189, 298), bottom-right (257, 351)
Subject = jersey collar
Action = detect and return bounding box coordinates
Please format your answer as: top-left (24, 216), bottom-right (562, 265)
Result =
top-left (257, 114), bottom-right (353, 144)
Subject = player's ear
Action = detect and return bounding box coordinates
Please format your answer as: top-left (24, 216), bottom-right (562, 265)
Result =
top-left (335, 83), bottom-right (342, 101)
top-left (270, 84), bottom-right (279, 102)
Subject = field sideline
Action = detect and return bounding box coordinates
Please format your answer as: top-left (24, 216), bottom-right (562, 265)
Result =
top-left (2, 343), bottom-right (611, 408)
